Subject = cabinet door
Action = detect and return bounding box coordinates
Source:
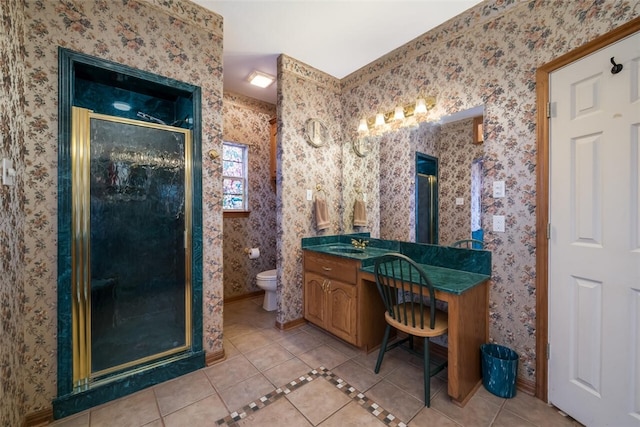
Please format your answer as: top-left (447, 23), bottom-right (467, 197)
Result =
top-left (326, 279), bottom-right (357, 344)
top-left (304, 272), bottom-right (326, 327)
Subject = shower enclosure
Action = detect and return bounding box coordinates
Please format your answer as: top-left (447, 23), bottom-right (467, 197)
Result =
top-left (55, 49), bottom-right (204, 419)
top-left (415, 153), bottom-right (439, 244)
top-left (72, 107), bottom-right (192, 384)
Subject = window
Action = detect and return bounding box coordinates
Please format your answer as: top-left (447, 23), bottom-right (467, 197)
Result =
top-left (222, 142), bottom-right (248, 211)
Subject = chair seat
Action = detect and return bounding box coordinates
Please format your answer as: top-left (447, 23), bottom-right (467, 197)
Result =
top-left (386, 303), bottom-right (448, 337)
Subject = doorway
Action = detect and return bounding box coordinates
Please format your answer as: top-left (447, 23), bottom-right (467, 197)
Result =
top-left (415, 152), bottom-right (438, 244)
top-left (535, 17), bottom-right (640, 425)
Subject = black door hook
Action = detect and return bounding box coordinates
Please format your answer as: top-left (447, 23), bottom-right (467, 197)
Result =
top-left (610, 57), bottom-right (623, 74)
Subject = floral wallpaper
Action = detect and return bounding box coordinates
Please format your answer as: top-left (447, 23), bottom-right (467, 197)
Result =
top-left (19, 0), bottom-right (224, 416)
top-left (436, 117), bottom-right (485, 245)
top-left (340, 0), bottom-right (639, 385)
top-left (376, 121), bottom-right (441, 242)
top-left (222, 92), bottom-right (277, 299)
top-left (364, 117), bottom-right (482, 246)
top-left (276, 54), bottom-right (345, 326)
top-left (272, 0), bottom-right (638, 388)
top-left (1, 1), bottom-right (27, 424)
top-left (5, 0), bottom-right (639, 421)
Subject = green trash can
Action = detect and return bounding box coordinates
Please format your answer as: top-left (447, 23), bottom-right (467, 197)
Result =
top-left (481, 343), bottom-right (518, 398)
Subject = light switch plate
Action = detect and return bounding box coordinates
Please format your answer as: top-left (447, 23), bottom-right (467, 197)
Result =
top-left (306, 189), bottom-right (313, 201)
top-left (363, 193), bottom-right (367, 202)
top-left (493, 181), bottom-right (505, 198)
top-left (493, 215), bottom-right (505, 232)
top-left (2, 158), bottom-right (15, 186)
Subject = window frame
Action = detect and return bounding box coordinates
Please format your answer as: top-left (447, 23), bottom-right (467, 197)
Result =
top-left (222, 141), bottom-right (249, 215)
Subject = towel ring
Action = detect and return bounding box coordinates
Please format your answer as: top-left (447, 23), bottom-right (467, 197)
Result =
top-left (315, 184), bottom-right (327, 200)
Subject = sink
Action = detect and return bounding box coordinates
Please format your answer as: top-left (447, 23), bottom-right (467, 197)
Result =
top-left (328, 246), bottom-right (364, 254)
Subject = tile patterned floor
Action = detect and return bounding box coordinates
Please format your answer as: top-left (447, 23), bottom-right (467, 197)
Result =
top-left (51, 297), bottom-right (584, 427)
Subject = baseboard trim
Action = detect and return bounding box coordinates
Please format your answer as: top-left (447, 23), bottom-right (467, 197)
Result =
top-left (275, 317), bottom-right (306, 330)
top-left (224, 290), bottom-right (264, 304)
top-left (23, 407), bottom-right (53, 427)
top-left (517, 376), bottom-right (536, 396)
top-left (205, 348), bottom-right (226, 366)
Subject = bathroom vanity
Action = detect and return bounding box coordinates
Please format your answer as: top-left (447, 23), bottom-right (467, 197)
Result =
top-left (303, 250), bottom-right (388, 351)
top-left (302, 234), bottom-right (491, 407)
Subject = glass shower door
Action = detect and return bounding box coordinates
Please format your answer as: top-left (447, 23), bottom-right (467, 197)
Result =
top-left (416, 173), bottom-right (438, 244)
top-left (71, 107), bottom-right (192, 388)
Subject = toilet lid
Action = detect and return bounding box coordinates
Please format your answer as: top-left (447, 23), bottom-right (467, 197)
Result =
top-left (257, 269), bottom-right (277, 280)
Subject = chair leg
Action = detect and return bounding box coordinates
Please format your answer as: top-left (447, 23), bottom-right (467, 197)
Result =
top-left (375, 324), bottom-right (392, 374)
top-left (423, 337), bottom-right (431, 407)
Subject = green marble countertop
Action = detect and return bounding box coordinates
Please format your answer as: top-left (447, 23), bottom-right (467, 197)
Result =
top-left (359, 262), bottom-right (489, 295)
top-left (302, 235), bottom-right (491, 295)
top-left (302, 243), bottom-right (392, 261)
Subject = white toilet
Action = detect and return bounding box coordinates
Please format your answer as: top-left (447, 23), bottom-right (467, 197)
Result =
top-left (256, 269), bottom-right (277, 311)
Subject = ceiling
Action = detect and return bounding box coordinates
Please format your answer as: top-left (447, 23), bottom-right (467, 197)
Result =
top-left (190, 0), bottom-right (483, 104)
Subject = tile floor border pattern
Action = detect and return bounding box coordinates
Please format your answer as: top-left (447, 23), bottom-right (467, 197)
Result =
top-left (214, 366), bottom-right (408, 427)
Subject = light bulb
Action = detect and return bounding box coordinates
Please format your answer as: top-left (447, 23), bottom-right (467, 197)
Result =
top-left (415, 98), bottom-right (427, 114)
top-left (358, 118), bottom-right (369, 133)
top-left (394, 106), bottom-right (405, 120)
top-left (375, 113), bottom-right (385, 127)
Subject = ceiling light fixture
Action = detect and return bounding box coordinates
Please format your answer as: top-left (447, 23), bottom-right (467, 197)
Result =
top-left (112, 101), bottom-right (132, 111)
top-left (247, 70), bottom-right (275, 88)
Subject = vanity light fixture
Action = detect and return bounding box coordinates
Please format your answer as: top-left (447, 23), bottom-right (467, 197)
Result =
top-left (358, 96), bottom-right (436, 133)
top-left (247, 70), bottom-right (275, 88)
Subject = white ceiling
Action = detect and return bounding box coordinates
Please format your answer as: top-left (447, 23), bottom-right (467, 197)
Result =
top-left (191, 0), bottom-right (482, 104)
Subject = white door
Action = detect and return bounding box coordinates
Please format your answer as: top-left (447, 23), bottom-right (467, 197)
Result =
top-left (549, 31), bottom-right (640, 426)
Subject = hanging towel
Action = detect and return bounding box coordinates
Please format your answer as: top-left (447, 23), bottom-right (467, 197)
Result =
top-left (315, 196), bottom-right (330, 230)
top-left (353, 199), bottom-right (367, 227)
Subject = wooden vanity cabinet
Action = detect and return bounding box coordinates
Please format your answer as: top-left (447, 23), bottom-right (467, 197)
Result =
top-left (303, 250), bottom-right (387, 351)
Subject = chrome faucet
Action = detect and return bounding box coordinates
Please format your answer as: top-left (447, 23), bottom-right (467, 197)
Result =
top-left (351, 238), bottom-right (369, 249)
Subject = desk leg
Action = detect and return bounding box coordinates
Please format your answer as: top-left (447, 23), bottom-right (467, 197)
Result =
top-left (446, 281), bottom-right (488, 406)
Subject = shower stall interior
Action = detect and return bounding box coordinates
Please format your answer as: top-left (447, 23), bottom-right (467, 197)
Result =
top-left (415, 152), bottom-right (439, 244)
top-left (54, 49), bottom-right (204, 419)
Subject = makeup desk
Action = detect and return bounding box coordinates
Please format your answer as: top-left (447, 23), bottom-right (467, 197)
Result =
top-left (302, 234), bottom-right (491, 407)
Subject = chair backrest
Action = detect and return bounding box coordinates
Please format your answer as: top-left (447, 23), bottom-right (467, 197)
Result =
top-left (374, 253), bottom-right (437, 330)
top-left (450, 239), bottom-right (484, 249)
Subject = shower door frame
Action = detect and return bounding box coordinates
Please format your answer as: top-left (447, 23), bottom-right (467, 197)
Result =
top-left (55, 48), bottom-right (204, 419)
top-left (415, 152), bottom-right (439, 244)
top-left (71, 106), bottom-right (194, 386)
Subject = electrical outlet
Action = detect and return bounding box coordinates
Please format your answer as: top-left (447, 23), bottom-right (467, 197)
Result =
top-left (493, 181), bottom-right (505, 198)
top-left (493, 215), bottom-right (505, 232)
top-left (455, 197), bottom-right (464, 205)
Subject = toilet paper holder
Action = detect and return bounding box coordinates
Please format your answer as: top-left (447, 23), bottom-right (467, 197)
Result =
top-left (244, 247), bottom-right (260, 259)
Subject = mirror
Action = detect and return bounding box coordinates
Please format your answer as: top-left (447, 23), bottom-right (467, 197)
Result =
top-left (345, 105), bottom-right (484, 245)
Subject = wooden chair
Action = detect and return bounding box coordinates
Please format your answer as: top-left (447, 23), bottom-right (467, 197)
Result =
top-left (450, 238), bottom-right (485, 249)
top-left (373, 253), bottom-right (448, 407)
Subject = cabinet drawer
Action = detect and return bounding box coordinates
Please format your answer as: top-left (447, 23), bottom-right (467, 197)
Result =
top-left (304, 251), bottom-right (358, 284)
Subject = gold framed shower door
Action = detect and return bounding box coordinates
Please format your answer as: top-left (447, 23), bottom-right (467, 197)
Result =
top-left (71, 107), bottom-right (193, 390)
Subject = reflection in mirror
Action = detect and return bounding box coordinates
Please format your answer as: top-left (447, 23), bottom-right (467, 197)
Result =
top-left (376, 106), bottom-right (484, 244)
top-left (415, 153), bottom-right (438, 244)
